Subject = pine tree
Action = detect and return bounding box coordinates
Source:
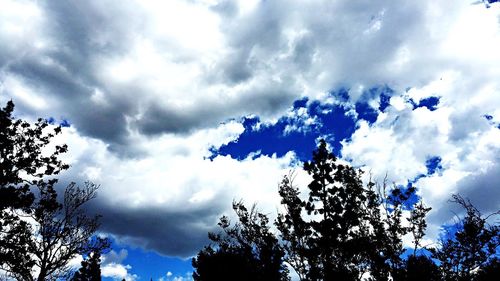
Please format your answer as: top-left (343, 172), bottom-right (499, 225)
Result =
top-left (72, 250), bottom-right (104, 281)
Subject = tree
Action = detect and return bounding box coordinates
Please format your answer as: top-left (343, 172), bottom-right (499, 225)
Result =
top-left (2, 181), bottom-right (109, 280)
top-left (1, 100), bottom-right (68, 278)
top-left (0, 101), bottom-right (108, 280)
top-left (276, 140), bottom-right (423, 281)
top-left (390, 199), bottom-right (434, 281)
top-left (475, 258), bottom-right (500, 281)
top-left (431, 194), bottom-right (500, 281)
top-left (31, 182), bottom-right (109, 281)
top-left (0, 100), bottom-right (68, 211)
top-left (194, 140), bottom-right (500, 281)
top-left (407, 201), bottom-right (432, 255)
top-left (396, 254), bottom-right (440, 281)
top-left (71, 248), bottom-right (105, 281)
top-left (192, 201), bottom-right (289, 281)
top-left (275, 174), bottom-right (310, 281)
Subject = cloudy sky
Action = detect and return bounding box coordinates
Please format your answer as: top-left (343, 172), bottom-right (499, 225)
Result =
top-left (2, 0), bottom-right (500, 280)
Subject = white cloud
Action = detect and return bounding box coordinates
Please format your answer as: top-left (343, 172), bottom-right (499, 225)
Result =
top-left (102, 249), bottom-right (129, 265)
top-left (101, 263), bottom-right (138, 281)
top-left (158, 271), bottom-right (194, 281)
top-left (100, 248), bottom-right (138, 281)
top-left (342, 73), bottom-right (500, 240)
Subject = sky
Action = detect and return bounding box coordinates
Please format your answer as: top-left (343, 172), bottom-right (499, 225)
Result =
top-left (1, 0), bottom-right (500, 280)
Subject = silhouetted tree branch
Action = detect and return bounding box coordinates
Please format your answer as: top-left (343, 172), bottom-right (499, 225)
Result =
top-left (0, 101), bottom-right (109, 280)
top-left (431, 194), bottom-right (500, 281)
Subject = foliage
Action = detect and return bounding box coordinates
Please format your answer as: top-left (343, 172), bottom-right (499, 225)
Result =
top-left (431, 194), bottom-right (500, 281)
top-left (0, 100), bottom-right (68, 211)
top-left (192, 201), bottom-right (289, 281)
top-left (408, 201), bottom-right (432, 255)
top-left (475, 258), bottom-right (500, 281)
top-left (71, 247), bottom-right (107, 281)
top-left (393, 254), bottom-right (440, 281)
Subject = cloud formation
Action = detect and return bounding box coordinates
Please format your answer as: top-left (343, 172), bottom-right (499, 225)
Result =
top-left (101, 249), bottom-right (139, 281)
top-left (1, 0), bottom-right (499, 261)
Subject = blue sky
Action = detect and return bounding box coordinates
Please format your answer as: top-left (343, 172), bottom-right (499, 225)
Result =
top-left (1, 0), bottom-right (500, 280)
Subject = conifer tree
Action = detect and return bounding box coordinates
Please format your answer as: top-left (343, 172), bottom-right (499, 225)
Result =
top-left (72, 250), bottom-right (104, 281)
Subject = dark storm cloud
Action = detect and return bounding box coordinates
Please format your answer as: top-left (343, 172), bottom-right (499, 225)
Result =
top-left (90, 198), bottom-right (226, 257)
top-left (454, 162), bottom-right (500, 214)
top-left (2, 0), bottom-right (434, 150)
top-left (213, 0), bottom-right (426, 86)
top-left (2, 0), bottom-right (311, 149)
top-left (135, 81), bottom-right (298, 136)
top-left (5, 55), bottom-right (133, 145)
top-left (1, 0), bottom-right (143, 146)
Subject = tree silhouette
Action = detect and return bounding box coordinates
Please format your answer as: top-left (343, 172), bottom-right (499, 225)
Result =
top-left (193, 140), bottom-right (500, 281)
top-left (431, 194), bottom-right (500, 281)
top-left (1, 101), bottom-right (70, 277)
top-left (29, 182), bottom-right (109, 280)
top-left (0, 101), bottom-right (108, 280)
top-left (394, 254), bottom-right (440, 281)
top-left (276, 140), bottom-right (422, 281)
top-left (72, 247), bottom-right (107, 281)
top-left (408, 201), bottom-right (432, 255)
top-left (192, 201), bottom-right (289, 281)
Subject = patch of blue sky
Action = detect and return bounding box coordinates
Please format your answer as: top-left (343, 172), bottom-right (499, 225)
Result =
top-left (389, 182), bottom-right (421, 211)
top-left (46, 117), bottom-right (56, 125)
top-left (425, 156), bottom-right (442, 175)
top-left (59, 119), bottom-right (71, 127)
top-left (211, 101), bottom-right (356, 161)
top-left (353, 86), bottom-right (394, 123)
top-left (483, 114), bottom-right (500, 129)
top-left (393, 156), bottom-right (442, 210)
top-left (355, 102), bottom-right (378, 124)
top-left (409, 96), bottom-right (440, 111)
top-left (46, 116), bottom-right (71, 127)
top-left (379, 92), bottom-right (391, 112)
top-left (212, 86), bottom-right (398, 162)
top-left (484, 0), bottom-right (500, 8)
top-left (438, 222), bottom-right (463, 242)
top-left (330, 88), bottom-right (350, 103)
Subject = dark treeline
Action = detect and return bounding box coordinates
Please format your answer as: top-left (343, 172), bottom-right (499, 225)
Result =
top-left (192, 140), bottom-right (500, 281)
top-left (1, 101), bottom-right (499, 280)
